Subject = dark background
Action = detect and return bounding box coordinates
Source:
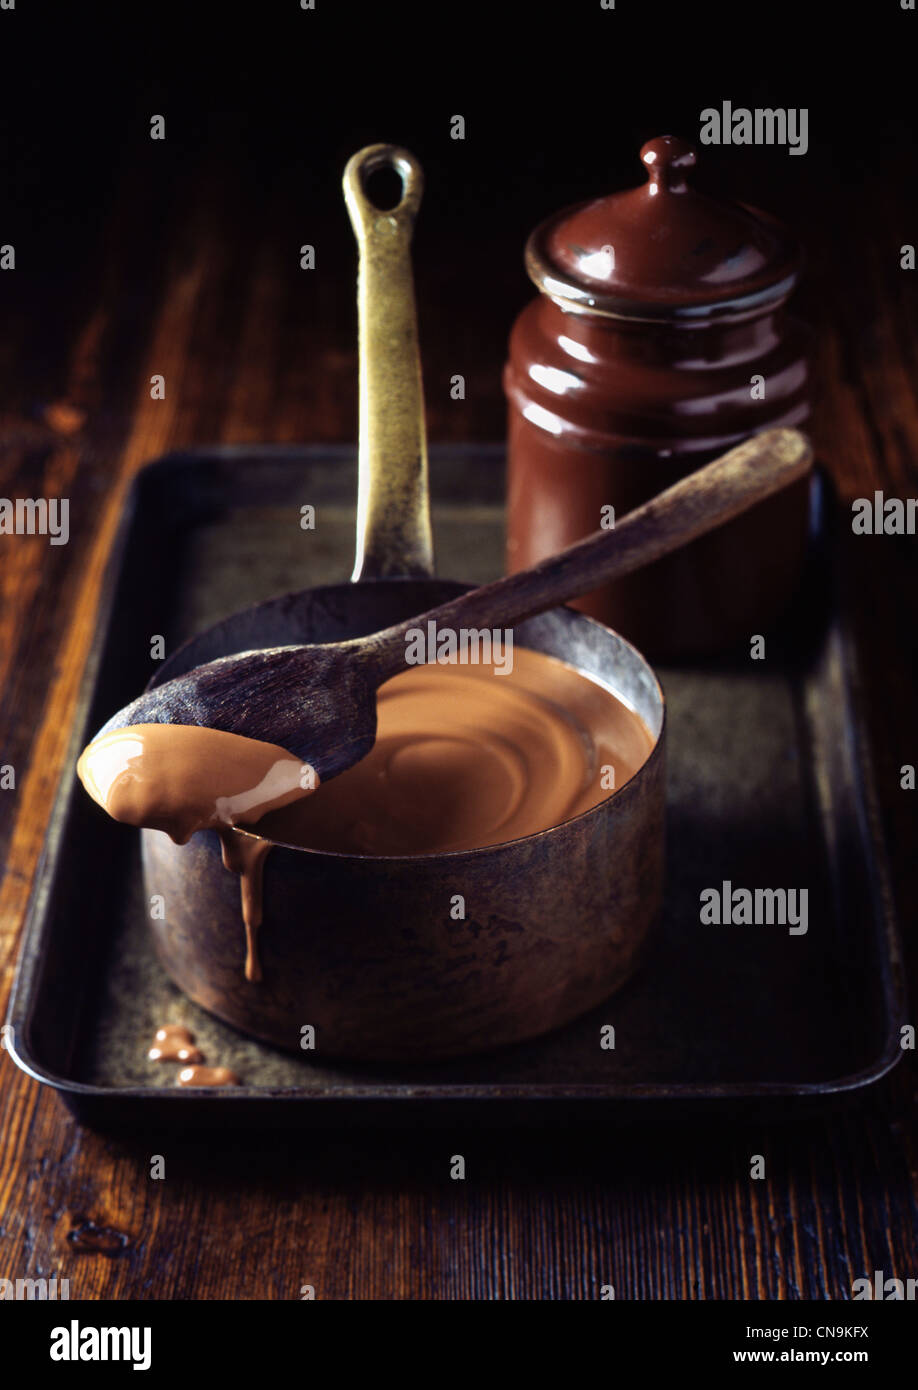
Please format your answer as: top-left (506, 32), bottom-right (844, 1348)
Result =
top-left (1, 0), bottom-right (916, 1301)
top-left (2, 0), bottom-right (915, 437)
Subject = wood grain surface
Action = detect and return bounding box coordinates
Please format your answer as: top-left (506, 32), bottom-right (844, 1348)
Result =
top-left (1, 34), bottom-right (917, 1298)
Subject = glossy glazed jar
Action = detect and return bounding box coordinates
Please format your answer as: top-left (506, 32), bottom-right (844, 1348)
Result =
top-left (504, 135), bottom-right (812, 659)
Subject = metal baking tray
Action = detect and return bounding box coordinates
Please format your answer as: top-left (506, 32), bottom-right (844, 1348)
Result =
top-left (5, 445), bottom-right (907, 1128)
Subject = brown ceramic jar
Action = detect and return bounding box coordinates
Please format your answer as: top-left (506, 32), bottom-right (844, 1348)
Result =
top-left (504, 135), bottom-right (812, 659)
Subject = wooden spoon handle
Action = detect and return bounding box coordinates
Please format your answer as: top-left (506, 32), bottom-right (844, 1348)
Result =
top-left (371, 428), bottom-right (812, 671)
top-left (343, 144), bottom-right (435, 582)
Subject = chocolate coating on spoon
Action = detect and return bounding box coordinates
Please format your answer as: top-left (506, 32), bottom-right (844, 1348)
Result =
top-left (77, 723), bottom-right (318, 981)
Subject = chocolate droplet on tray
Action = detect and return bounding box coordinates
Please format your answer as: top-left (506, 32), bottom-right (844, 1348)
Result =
top-left (177, 1066), bottom-right (240, 1088)
top-left (147, 1024), bottom-right (204, 1064)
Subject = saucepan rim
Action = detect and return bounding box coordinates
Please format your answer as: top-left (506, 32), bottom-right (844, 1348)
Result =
top-left (145, 580), bottom-right (666, 865)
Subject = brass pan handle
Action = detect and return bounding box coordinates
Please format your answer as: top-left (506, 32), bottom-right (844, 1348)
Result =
top-left (343, 144), bottom-right (435, 581)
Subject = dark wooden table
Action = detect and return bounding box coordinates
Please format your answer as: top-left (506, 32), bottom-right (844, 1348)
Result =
top-left (1, 10), bottom-right (916, 1299)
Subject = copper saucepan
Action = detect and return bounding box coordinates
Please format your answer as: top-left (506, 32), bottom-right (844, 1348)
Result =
top-left (141, 145), bottom-right (666, 1061)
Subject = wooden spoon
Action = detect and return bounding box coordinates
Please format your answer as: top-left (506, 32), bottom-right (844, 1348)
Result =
top-left (91, 427), bottom-right (812, 776)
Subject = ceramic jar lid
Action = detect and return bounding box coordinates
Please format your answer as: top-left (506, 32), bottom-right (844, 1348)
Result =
top-left (525, 134), bottom-right (801, 321)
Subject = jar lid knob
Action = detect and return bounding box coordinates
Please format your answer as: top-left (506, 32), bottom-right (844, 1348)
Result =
top-left (640, 135), bottom-right (696, 193)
